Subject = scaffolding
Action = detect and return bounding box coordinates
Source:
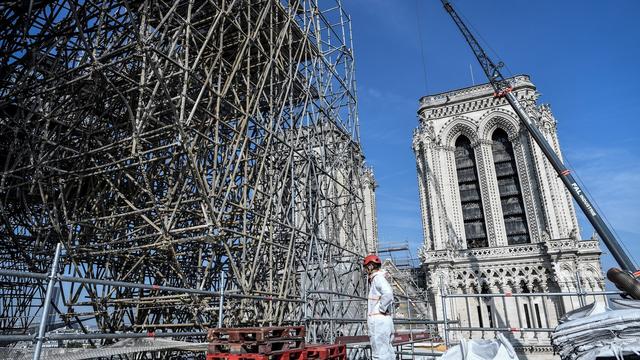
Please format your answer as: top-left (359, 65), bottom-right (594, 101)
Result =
top-left (0, 0), bottom-right (374, 351)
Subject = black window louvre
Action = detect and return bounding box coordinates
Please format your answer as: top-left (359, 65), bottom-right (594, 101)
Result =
top-left (492, 129), bottom-right (530, 245)
top-left (455, 136), bottom-right (488, 248)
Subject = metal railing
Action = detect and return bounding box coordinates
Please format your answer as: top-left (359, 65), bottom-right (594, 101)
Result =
top-left (0, 255), bottom-right (442, 360)
top-left (437, 273), bottom-right (622, 354)
top-left (1, 250), bottom-right (622, 360)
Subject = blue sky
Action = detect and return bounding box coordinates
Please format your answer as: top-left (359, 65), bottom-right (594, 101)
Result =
top-left (346, 0), bottom-right (640, 271)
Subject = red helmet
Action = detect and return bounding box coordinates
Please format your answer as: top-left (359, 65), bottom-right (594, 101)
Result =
top-left (363, 254), bottom-right (382, 266)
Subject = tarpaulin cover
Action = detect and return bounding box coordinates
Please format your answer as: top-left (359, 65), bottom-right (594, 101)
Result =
top-left (441, 333), bottom-right (519, 360)
top-left (552, 299), bottom-right (640, 360)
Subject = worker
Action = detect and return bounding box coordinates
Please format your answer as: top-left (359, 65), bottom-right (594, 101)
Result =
top-left (364, 254), bottom-right (395, 360)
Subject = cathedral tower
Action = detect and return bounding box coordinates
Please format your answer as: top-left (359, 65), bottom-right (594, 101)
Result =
top-left (413, 75), bottom-right (605, 357)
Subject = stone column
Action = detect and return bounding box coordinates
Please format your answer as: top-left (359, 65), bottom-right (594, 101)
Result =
top-left (522, 280), bottom-right (536, 343)
top-left (512, 134), bottom-right (542, 242)
top-left (441, 146), bottom-right (465, 249)
top-left (428, 145), bottom-right (449, 250)
top-left (561, 280), bottom-right (580, 314)
top-left (466, 284), bottom-right (481, 338)
top-left (494, 282), bottom-right (510, 328)
top-left (474, 140), bottom-right (505, 247)
top-left (431, 268), bottom-right (452, 343)
top-left (450, 285), bottom-right (465, 343)
top-left (460, 283), bottom-right (474, 339)
top-left (513, 281), bottom-right (526, 342)
top-left (415, 142), bottom-right (434, 250)
top-left (539, 281), bottom-right (560, 341)
top-left (489, 282), bottom-right (503, 339)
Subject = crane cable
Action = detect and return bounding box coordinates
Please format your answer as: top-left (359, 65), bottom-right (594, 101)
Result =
top-left (414, 0), bottom-right (429, 93)
top-left (455, 3), bottom-right (515, 79)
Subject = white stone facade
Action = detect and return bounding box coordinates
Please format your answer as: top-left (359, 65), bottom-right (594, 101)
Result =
top-left (412, 75), bottom-right (605, 357)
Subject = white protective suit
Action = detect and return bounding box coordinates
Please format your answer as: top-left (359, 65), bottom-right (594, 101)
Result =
top-left (367, 270), bottom-right (395, 360)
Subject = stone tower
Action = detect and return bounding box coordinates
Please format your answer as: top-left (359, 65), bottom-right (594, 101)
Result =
top-left (412, 75), bottom-right (605, 357)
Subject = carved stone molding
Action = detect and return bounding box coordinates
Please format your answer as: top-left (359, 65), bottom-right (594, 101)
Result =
top-left (427, 258), bottom-right (552, 291)
top-left (478, 111), bottom-right (520, 141)
top-left (546, 238), bottom-right (601, 254)
top-left (418, 75), bottom-right (536, 121)
top-left (422, 243), bottom-right (549, 264)
top-left (439, 116), bottom-right (478, 147)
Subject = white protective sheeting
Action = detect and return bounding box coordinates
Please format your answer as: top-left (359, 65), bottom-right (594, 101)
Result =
top-left (552, 299), bottom-right (640, 360)
top-left (441, 333), bottom-right (519, 360)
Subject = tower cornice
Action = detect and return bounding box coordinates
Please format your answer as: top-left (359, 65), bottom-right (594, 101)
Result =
top-left (418, 75), bottom-right (537, 121)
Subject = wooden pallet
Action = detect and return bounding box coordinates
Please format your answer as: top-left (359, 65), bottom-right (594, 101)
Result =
top-left (305, 344), bottom-right (346, 360)
top-left (206, 348), bottom-right (307, 360)
top-left (208, 338), bottom-right (305, 355)
top-left (392, 331), bottom-right (434, 345)
top-left (208, 326), bottom-right (306, 343)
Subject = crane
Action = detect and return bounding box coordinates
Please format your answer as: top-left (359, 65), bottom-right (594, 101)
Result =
top-left (439, 0), bottom-right (640, 298)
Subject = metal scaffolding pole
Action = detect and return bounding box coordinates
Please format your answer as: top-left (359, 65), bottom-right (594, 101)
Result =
top-left (33, 243), bottom-right (62, 360)
top-left (0, 0), bottom-right (372, 355)
top-left (217, 271), bottom-right (226, 328)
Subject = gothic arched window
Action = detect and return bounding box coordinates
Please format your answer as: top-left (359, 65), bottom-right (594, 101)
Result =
top-left (455, 136), bottom-right (488, 248)
top-left (491, 129), bottom-right (530, 244)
